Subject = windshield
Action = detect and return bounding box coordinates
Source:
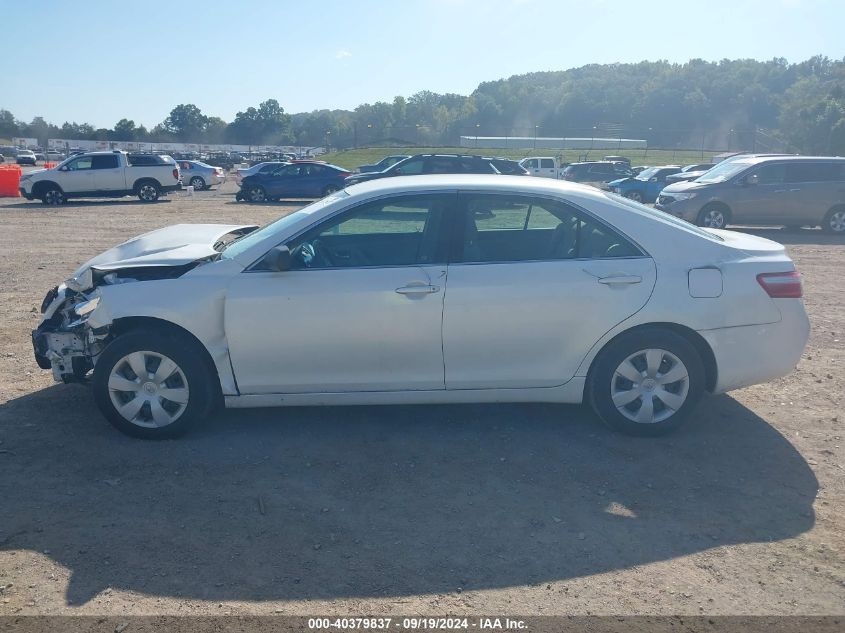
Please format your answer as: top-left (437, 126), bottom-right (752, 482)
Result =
top-left (220, 191), bottom-right (350, 260)
top-left (604, 192), bottom-right (724, 241)
top-left (695, 159), bottom-right (752, 183)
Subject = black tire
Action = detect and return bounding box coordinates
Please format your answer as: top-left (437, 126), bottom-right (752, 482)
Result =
top-left (136, 181), bottom-right (160, 202)
top-left (247, 185), bottom-right (266, 202)
top-left (189, 176), bottom-right (206, 190)
top-left (40, 186), bottom-right (65, 205)
top-left (822, 207), bottom-right (845, 234)
top-left (624, 190), bottom-right (644, 203)
top-left (92, 330), bottom-right (217, 439)
top-left (587, 327), bottom-right (706, 436)
top-left (322, 184), bottom-right (340, 196)
top-left (696, 203), bottom-right (730, 229)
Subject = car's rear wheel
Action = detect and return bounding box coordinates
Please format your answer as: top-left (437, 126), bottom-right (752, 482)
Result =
top-left (696, 203), bottom-right (730, 229)
top-left (93, 330), bottom-right (216, 439)
top-left (624, 190), bottom-right (644, 203)
top-left (247, 185), bottom-right (266, 202)
top-left (588, 328), bottom-right (705, 436)
top-left (822, 207), bottom-right (845, 234)
top-left (137, 182), bottom-right (160, 202)
top-left (189, 176), bottom-right (206, 190)
top-left (41, 187), bottom-right (64, 205)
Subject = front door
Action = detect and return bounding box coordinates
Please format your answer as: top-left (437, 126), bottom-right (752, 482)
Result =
top-left (225, 193), bottom-right (455, 394)
top-left (443, 193), bottom-right (656, 389)
top-left (730, 163), bottom-right (789, 223)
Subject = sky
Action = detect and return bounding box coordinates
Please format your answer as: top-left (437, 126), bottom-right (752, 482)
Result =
top-left (2, 0), bottom-right (844, 129)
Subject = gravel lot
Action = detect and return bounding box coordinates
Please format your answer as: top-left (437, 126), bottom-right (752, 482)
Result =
top-left (0, 178), bottom-right (843, 617)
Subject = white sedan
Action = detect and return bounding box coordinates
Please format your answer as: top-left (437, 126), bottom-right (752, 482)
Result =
top-left (33, 175), bottom-right (809, 438)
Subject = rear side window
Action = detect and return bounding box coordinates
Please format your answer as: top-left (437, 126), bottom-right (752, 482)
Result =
top-left (540, 158), bottom-right (555, 169)
top-left (91, 155), bottom-right (119, 169)
top-left (784, 162), bottom-right (844, 183)
top-left (426, 157), bottom-right (460, 174)
top-left (457, 194), bottom-right (642, 263)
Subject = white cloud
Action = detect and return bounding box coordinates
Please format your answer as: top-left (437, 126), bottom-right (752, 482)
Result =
top-left (335, 50), bottom-right (352, 60)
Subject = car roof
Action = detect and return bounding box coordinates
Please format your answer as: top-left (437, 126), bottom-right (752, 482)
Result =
top-left (739, 155), bottom-right (845, 165)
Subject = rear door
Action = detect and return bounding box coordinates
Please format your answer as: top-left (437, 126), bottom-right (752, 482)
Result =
top-left (783, 161), bottom-right (845, 224)
top-left (443, 193), bottom-right (656, 389)
top-left (539, 158), bottom-right (557, 178)
top-left (90, 154), bottom-right (125, 191)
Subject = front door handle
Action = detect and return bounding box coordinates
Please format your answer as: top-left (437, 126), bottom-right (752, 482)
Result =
top-left (597, 275), bottom-right (642, 285)
top-left (789, 188), bottom-right (801, 192)
top-left (395, 284), bottom-right (440, 295)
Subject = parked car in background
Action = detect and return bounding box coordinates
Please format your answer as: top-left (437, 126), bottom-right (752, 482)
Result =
top-left (345, 154), bottom-right (499, 186)
top-left (235, 161), bottom-right (288, 185)
top-left (631, 165), bottom-right (648, 175)
top-left (519, 156), bottom-right (564, 178)
top-left (177, 160), bottom-right (226, 190)
top-left (236, 161), bottom-right (351, 202)
top-left (16, 149), bottom-right (37, 165)
top-left (608, 166), bottom-right (683, 203)
top-left (603, 155), bottom-right (631, 164)
top-left (357, 154), bottom-right (411, 173)
top-left (46, 149), bottom-right (65, 161)
top-left (655, 155), bottom-right (845, 233)
top-left (33, 174), bottom-right (809, 438)
top-left (560, 161), bottom-right (633, 186)
top-left (665, 163), bottom-right (717, 184)
top-left (19, 151), bottom-right (181, 204)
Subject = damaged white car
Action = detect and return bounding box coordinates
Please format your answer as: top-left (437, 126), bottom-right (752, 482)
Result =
top-left (34, 175), bottom-right (809, 439)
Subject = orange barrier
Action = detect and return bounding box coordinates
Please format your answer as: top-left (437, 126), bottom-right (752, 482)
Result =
top-left (43, 162), bottom-right (57, 169)
top-left (0, 164), bottom-right (22, 197)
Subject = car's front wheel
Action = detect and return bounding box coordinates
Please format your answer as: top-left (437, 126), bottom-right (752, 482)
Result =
top-left (822, 207), bottom-right (845, 234)
top-left (246, 185), bottom-right (267, 202)
top-left (92, 330), bottom-right (217, 439)
top-left (588, 328), bottom-right (705, 436)
top-left (41, 187), bottom-right (65, 205)
top-left (696, 204), bottom-right (730, 229)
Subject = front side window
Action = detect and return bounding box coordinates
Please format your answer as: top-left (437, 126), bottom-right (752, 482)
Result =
top-left (284, 194), bottom-right (453, 269)
top-left (426, 158), bottom-right (458, 174)
top-left (523, 159), bottom-right (538, 169)
top-left (392, 157), bottom-right (424, 175)
top-left (751, 163), bottom-right (785, 184)
top-left (457, 194), bottom-right (642, 264)
top-left (66, 156), bottom-right (93, 170)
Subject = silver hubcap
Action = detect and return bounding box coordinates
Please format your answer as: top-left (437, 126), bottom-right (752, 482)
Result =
top-left (139, 185), bottom-right (157, 200)
top-left (45, 190), bottom-right (62, 204)
top-left (250, 188), bottom-right (265, 202)
top-left (829, 210), bottom-right (845, 232)
top-left (628, 192), bottom-right (642, 202)
top-left (702, 209), bottom-right (725, 228)
top-left (191, 178), bottom-right (203, 189)
top-left (108, 351), bottom-right (189, 428)
top-left (611, 348), bottom-right (689, 424)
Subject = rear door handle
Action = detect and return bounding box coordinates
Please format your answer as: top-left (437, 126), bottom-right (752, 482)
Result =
top-left (597, 275), bottom-right (642, 285)
top-left (789, 188), bottom-right (801, 192)
top-left (395, 284), bottom-right (440, 295)
top-left (774, 189), bottom-right (787, 194)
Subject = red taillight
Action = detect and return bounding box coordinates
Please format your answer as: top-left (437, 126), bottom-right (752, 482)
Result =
top-left (173, 168), bottom-right (179, 180)
top-left (756, 271), bottom-right (803, 298)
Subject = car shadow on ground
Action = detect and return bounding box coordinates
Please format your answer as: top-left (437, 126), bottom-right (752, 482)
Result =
top-left (0, 199), bottom-right (173, 209)
top-left (0, 385), bottom-right (817, 605)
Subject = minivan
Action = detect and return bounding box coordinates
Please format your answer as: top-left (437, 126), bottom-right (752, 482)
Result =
top-left (655, 156), bottom-right (845, 233)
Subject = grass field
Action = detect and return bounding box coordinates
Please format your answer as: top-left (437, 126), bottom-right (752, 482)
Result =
top-left (320, 146), bottom-right (718, 171)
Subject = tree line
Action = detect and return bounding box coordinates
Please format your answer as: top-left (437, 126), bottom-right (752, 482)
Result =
top-left (2, 56), bottom-right (844, 154)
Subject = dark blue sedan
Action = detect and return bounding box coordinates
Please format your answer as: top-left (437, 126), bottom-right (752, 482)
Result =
top-left (237, 161), bottom-right (352, 202)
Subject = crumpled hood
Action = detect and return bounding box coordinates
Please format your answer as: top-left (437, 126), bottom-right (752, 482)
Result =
top-left (608, 177), bottom-right (635, 187)
top-left (71, 223), bottom-right (258, 278)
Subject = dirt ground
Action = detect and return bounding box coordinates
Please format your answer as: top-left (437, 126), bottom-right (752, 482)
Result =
top-left (0, 177), bottom-right (843, 617)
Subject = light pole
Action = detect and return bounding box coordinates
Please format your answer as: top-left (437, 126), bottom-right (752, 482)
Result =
top-left (728, 128), bottom-right (734, 152)
top-left (475, 123), bottom-right (480, 148)
top-left (533, 125), bottom-right (539, 150)
top-left (325, 130), bottom-right (331, 152)
top-left (589, 126), bottom-right (597, 154)
top-left (644, 127), bottom-right (653, 159)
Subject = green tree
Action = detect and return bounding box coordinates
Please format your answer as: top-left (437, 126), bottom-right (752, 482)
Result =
top-left (162, 104), bottom-right (208, 140)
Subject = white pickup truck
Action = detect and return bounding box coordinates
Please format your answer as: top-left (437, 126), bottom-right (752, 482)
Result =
top-left (19, 151), bottom-right (182, 204)
top-left (518, 156), bottom-right (564, 179)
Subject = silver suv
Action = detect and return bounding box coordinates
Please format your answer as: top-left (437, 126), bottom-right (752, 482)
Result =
top-left (655, 156), bottom-right (845, 233)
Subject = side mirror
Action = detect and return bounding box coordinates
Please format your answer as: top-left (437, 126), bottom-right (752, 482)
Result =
top-left (262, 245), bottom-right (292, 272)
top-left (745, 174), bottom-right (759, 186)
top-left (59, 165), bottom-right (69, 171)
top-left (649, 177), bottom-right (658, 182)
top-left (393, 168), bottom-right (403, 175)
